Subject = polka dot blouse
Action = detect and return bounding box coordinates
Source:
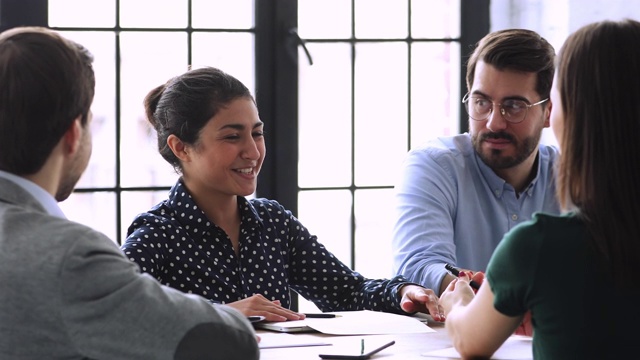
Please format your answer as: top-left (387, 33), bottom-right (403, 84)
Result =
top-left (122, 180), bottom-right (412, 313)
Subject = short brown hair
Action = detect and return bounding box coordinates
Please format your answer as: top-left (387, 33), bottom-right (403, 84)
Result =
top-left (0, 27), bottom-right (95, 175)
top-left (465, 29), bottom-right (555, 100)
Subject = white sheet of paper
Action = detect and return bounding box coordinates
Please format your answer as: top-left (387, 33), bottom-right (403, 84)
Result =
top-left (258, 332), bottom-right (332, 349)
top-left (421, 335), bottom-right (533, 359)
top-left (264, 310), bottom-right (435, 335)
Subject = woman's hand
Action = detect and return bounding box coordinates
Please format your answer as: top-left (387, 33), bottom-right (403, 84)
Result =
top-left (399, 284), bottom-right (445, 322)
top-left (439, 271), bottom-right (482, 316)
top-left (226, 294), bottom-right (305, 322)
top-left (440, 268), bottom-right (484, 295)
top-left (440, 272), bottom-right (523, 359)
top-left (514, 310), bottom-right (533, 336)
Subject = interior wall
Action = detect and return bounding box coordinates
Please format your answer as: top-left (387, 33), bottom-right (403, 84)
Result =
top-left (491, 0), bottom-right (640, 49)
top-left (489, 0), bottom-right (640, 146)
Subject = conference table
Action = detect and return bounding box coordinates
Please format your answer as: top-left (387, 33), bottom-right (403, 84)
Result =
top-left (258, 314), bottom-right (533, 359)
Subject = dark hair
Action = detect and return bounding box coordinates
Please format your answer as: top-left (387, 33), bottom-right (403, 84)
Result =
top-left (144, 66), bottom-right (253, 174)
top-left (555, 19), bottom-right (640, 287)
top-left (0, 27), bottom-right (95, 175)
top-left (466, 29), bottom-right (555, 101)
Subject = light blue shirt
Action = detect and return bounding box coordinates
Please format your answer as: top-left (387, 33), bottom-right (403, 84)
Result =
top-left (391, 133), bottom-right (560, 291)
top-left (0, 170), bottom-right (66, 219)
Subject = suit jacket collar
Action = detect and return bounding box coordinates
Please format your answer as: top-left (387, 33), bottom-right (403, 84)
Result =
top-left (0, 177), bottom-right (49, 215)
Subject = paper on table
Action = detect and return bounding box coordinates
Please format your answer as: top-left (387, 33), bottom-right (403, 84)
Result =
top-left (258, 332), bottom-right (331, 349)
top-left (287, 310), bottom-right (435, 335)
top-left (421, 335), bottom-right (533, 359)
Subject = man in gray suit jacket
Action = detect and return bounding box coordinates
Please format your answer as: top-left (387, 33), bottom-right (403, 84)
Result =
top-left (0, 27), bottom-right (259, 359)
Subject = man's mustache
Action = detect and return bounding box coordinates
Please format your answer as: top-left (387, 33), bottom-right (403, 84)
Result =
top-left (480, 132), bottom-right (515, 143)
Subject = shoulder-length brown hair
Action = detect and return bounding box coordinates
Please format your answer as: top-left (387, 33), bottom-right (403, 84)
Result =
top-left (556, 19), bottom-right (640, 286)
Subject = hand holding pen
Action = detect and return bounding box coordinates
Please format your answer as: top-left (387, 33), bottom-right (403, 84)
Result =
top-left (439, 265), bottom-right (483, 319)
top-left (444, 263), bottom-right (482, 290)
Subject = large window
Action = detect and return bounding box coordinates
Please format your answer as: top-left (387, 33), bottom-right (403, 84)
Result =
top-left (292, 0), bottom-right (488, 312)
top-left (45, 0), bottom-right (257, 242)
top-left (294, 1), bottom-right (462, 312)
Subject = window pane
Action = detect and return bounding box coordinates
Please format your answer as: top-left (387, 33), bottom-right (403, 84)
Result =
top-left (411, 41), bottom-right (461, 148)
top-left (298, 190), bottom-right (352, 267)
top-left (354, 189), bottom-right (394, 278)
top-left (192, 0), bottom-right (254, 29)
top-left (60, 31), bottom-right (117, 188)
top-left (297, 189), bottom-right (348, 318)
top-left (299, 43), bottom-right (352, 188)
top-left (121, 190), bottom-right (171, 241)
top-left (354, 42), bottom-right (407, 186)
top-left (298, 0), bottom-right (351, 39)
top-left (119, 32), bottom-right (188, 188)
top-left (49, 0), bottom-right (116, 27)
top-left (411, 0), bottom-right (461, 38)
top-left (355, 0), bottom-right (408, 39)
top-left (192, 32), bottom-right (255, 94)
top-left (60, 192), bottom-right (117, 242)
top-left (120, 0), bottom-right (188, 28)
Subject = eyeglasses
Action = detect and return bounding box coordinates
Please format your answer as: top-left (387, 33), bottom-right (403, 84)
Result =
top-left (462, 93), bottom-right (549, 124)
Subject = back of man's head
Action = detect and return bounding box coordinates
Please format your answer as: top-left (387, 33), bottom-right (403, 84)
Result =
top-left (0, 26), bottom-right (95, 176)
top-left (465, 28), bottom-right (555, 101)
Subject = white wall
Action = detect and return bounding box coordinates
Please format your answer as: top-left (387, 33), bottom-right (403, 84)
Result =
top-left (489, 0), bottom-right (640, 146)
top-left (491, 0), bottom-right (640, 49)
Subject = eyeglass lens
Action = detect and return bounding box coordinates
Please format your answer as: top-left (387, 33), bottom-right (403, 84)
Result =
top-left (465, 97), bottom-right (529, 122)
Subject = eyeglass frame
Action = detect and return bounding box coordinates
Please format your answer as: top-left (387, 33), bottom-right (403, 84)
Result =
top-left (461, 93), bottom-right (549, 124)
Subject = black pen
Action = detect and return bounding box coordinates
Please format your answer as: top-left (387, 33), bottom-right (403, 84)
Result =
top-left (445, 263), bottom-right (481, 290)
top-left (304, 313), bottom-right (341, 318)
top-left (247, 315), bottom-right (265, 323)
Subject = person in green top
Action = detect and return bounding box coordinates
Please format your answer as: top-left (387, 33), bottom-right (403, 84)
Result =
top-left (439, 19), bottom-right (640, 359)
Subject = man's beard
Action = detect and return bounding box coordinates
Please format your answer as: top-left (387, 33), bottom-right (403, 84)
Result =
top-left (472, 130), bottom-right (541, 170)
top-left (55, 171), bottom-right (82, 202)
top-left (56, 131), bottom-right (91, 202)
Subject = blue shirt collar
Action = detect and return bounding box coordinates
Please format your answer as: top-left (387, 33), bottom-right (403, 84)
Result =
top-left (0, 170), bottom-right (66, 218)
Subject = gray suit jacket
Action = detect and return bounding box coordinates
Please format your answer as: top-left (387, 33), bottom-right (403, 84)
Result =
top-left (0, 178), bottom-right (258, 359)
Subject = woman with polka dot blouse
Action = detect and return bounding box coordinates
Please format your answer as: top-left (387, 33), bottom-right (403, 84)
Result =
top-left (121, 66), bottom-right (445, 322)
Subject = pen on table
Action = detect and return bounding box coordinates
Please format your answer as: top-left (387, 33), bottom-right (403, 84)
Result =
top-left (303, 313), bottom-right (342, 318)
top-left (361, 338), bottom-right (364, 355)
top-left (444, 263), bottom-right (481, 290)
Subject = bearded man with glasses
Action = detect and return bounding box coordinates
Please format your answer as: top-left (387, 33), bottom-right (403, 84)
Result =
top-left (392, 29), bottom-right (560, 314)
